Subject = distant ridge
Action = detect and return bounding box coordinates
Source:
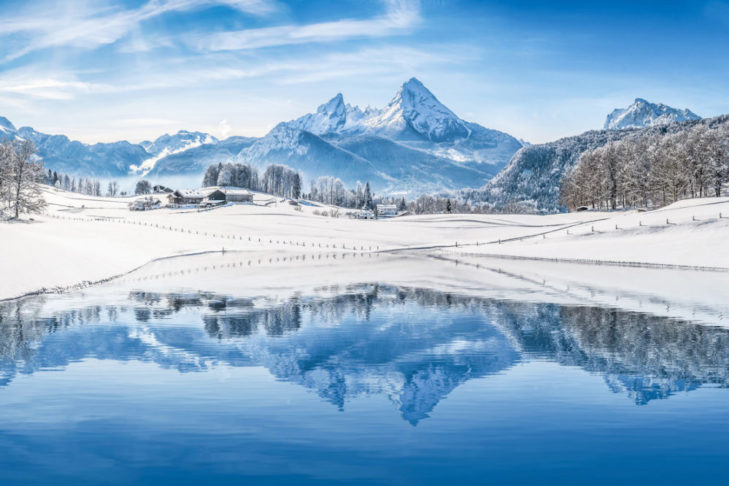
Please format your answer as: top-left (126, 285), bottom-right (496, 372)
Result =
top-left (605, 98), bottom-right (700, 130)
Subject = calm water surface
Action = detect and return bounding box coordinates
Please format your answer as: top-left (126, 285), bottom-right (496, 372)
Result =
top-left (1, 283), bottom-right (728, 485)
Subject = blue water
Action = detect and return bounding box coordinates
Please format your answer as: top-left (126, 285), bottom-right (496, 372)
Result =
top-left (1, 285), bottom-right (728, 485)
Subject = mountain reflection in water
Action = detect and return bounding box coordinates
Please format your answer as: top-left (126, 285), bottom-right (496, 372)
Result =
top-left (1, 284), bottom-right (728, 424)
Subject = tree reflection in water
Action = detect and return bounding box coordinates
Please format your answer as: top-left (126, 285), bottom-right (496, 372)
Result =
top-left (1, 284), bottom-right (728, 423)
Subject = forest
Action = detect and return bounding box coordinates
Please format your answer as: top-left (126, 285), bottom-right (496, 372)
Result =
top-left (561, 122), bottom-right (729, 210)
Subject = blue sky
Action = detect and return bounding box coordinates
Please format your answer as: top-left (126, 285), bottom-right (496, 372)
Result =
top-left (1, 0), bottom-right (728, 144)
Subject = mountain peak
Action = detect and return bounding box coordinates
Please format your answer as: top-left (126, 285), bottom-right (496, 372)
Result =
top-left (396, 77), bottom-right (442, 107)
top-left (318, 93), bottom-right (346, 117)
top-left (373, 77), bottom-right (468, 141)
top-left (605, 98), bottom-right (700, 130)
top-left (401, 76), bottom-right (426, 92)
top-left (287, 92), bottom-right (351, 135)
top-left (0, 116), bottom-right (16, 133)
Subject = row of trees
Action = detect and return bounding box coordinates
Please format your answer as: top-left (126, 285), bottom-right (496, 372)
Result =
top-left (406, 195), bottom-right (472, 214)
top-left (306, 178), bottom-right (375, 209)
top-left (202, 161), bottom-right (497, 214)
top-left (0, 140), bottom-right (45, 219)
top-left (202, 162), bottom-right (302, 199)
top-left (561, 123), bottom-right (729, 210)
top-left (44, 169), bottom-right (120, 197)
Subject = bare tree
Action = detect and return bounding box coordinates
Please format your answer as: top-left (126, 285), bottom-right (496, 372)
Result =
top-left (107, 181), bottom-right (119, 197)
top-left (135, 180), bottom-right (152, 195)
top-left (1, 140), bottom-right (46, 219)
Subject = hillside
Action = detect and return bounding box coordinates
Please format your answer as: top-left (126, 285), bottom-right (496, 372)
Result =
top-left (0, 78), bottom-right (522, 196)
top-left (467, 116), bottom-right (729, 212)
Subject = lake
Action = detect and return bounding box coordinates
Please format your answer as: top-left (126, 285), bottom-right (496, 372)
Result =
top-left (1, 254), bottom-right (728, 485)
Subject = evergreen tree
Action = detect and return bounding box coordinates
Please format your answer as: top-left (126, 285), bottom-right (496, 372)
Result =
top-left (202, 164), bottom-right (220, 187)
top-left (135, 180), bottom-right (152, 195)
top-left (363, 182), bottom-right (373, 209)
top-left (293, 173), bottom-right (301, 199)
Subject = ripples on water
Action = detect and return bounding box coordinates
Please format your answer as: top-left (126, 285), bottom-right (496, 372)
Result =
top-left (1, 281), bottom-right (728, 485)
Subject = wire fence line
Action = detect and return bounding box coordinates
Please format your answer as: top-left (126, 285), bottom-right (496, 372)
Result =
top-left (45, 213), bottom-right (381, 253)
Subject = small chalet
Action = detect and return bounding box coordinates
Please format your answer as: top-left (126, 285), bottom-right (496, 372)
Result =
top-left (376, 204), bottom-right (398, 218)
top-left (223, 188), bottom-right (254, 203)
top-left (130, 196), bottom-right (161, 211)
top-left (152, 185), bottom-right (174, 194)
top-left (172, 190), bottom-right (207, 205)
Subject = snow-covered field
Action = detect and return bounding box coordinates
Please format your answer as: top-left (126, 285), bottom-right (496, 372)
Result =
top-left (2, 185), bottom-right (729, 301)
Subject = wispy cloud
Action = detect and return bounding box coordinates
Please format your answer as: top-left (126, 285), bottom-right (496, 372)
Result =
top-left (0, 41), bottom-right (468, 104)
top-left (193, 0), bottom-right (420, 52)
top-left (0, 0), bottom-right (279, 62)
top-left (0, 75), bottom-right (108, 100)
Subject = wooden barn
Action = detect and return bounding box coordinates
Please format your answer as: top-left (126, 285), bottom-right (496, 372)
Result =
top-left (223, 189), bottom-right (254, 203)
top-left (171, 190), bottom-right (206, 205)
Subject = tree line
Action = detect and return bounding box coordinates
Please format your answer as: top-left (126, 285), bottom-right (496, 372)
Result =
top-left (0, 140), bottom-right (46, 219)
top-left (201, 162), bottom-right (511, 214)
top-left (44, 169), bottom-right (122, 197)
top-left (561, 122), bottom-right (729, 210)
top-left (202, 162), bottom-right (302, 199)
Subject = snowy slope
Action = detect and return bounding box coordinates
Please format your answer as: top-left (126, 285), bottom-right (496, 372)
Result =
top-left (236, 123), bottom-right (391, 188)
top-left (0, 116), bottom-right (16, 136)
top-left (283, 78), bottom-right (523, 166)
top-left (148, 136), bottom-right (256, 176)
top-left (4, 185), bottom-right (729, 307)
top-left (605, 98), bottom-right (700, 130)
top-left (0, 78), bottom-right (522, 194)
top-left (238, 77), bottom-right (522, 193)
top-left (15, 126), bottom-right (150, 176)
top-left (131, 131), bottom-right (218, 175)
top-left (470, 115), bottom-right (728, 212)
top-left (362, 77), bottom-right (471, 141)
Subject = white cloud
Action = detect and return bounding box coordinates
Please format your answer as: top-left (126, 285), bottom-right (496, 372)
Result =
top-left (194, 0), bottom-right (421, 52)
top-left (0, 41), bottom-right (466, 104)
top-left (218, 119), bottom-right (232, 138)
top-left (0, 0), bottom-right (280, 62)
top-left (0, 76), bottom-right (107, 100)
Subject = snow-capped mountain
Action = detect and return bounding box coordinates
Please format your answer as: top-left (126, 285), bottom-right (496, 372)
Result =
top-left (363, 77), bottom-right (472, 141)
top-left (147, 136), bottom-right (256, 176)
top-left (236, 78), bottom-right (522, 193)
top-left (132, 130), bottom-right (219, 175)
top-left (10, 124), bottom-right (150, 176)
top-left (283, 77), bottom-right (523, 168)
top-left (141, 130), bottom-right (217, 156)
top-left (605, 98), bottom-right (701, 130)
top-left (0, 119), bottom-right (245, 178)
top-left (0, 77), bottom-right (522, 194)
top-left (467, 115), bottom-right (726, 212)
top-left (0, 116), bottom-right (15, 135)
top-left (287, 93), bottom-right (370, 134)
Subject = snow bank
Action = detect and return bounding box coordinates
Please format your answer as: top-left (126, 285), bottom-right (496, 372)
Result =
top-left (1, 186), bottom-right (728, 301)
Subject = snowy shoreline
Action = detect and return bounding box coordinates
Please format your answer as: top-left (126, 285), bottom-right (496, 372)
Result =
top-left (3, 186), bottom-right (729, 302)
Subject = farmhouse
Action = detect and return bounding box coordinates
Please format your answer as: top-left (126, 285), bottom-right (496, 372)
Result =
top-left (152, 185), bottom-right (173, 194)
top-left (222, 188), bottom-right (254, 203)
top-left (171, 190), bottom-right (207, 205)
top-left (376, 204), bottom-right (398, 218)
top-left (129, 196), bottom-right (162, 211)
top-left (167, 187), bottom-right (254, 207)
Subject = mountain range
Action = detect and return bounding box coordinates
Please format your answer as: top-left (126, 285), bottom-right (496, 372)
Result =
top-left (0, 90), bottom-right (708, 205)
top-left (0, 78), bottom-right (523, 196)
top-left (604, 98), bottom-right (700, 130)
top-left (468, 114), bottom-right (726, 212)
